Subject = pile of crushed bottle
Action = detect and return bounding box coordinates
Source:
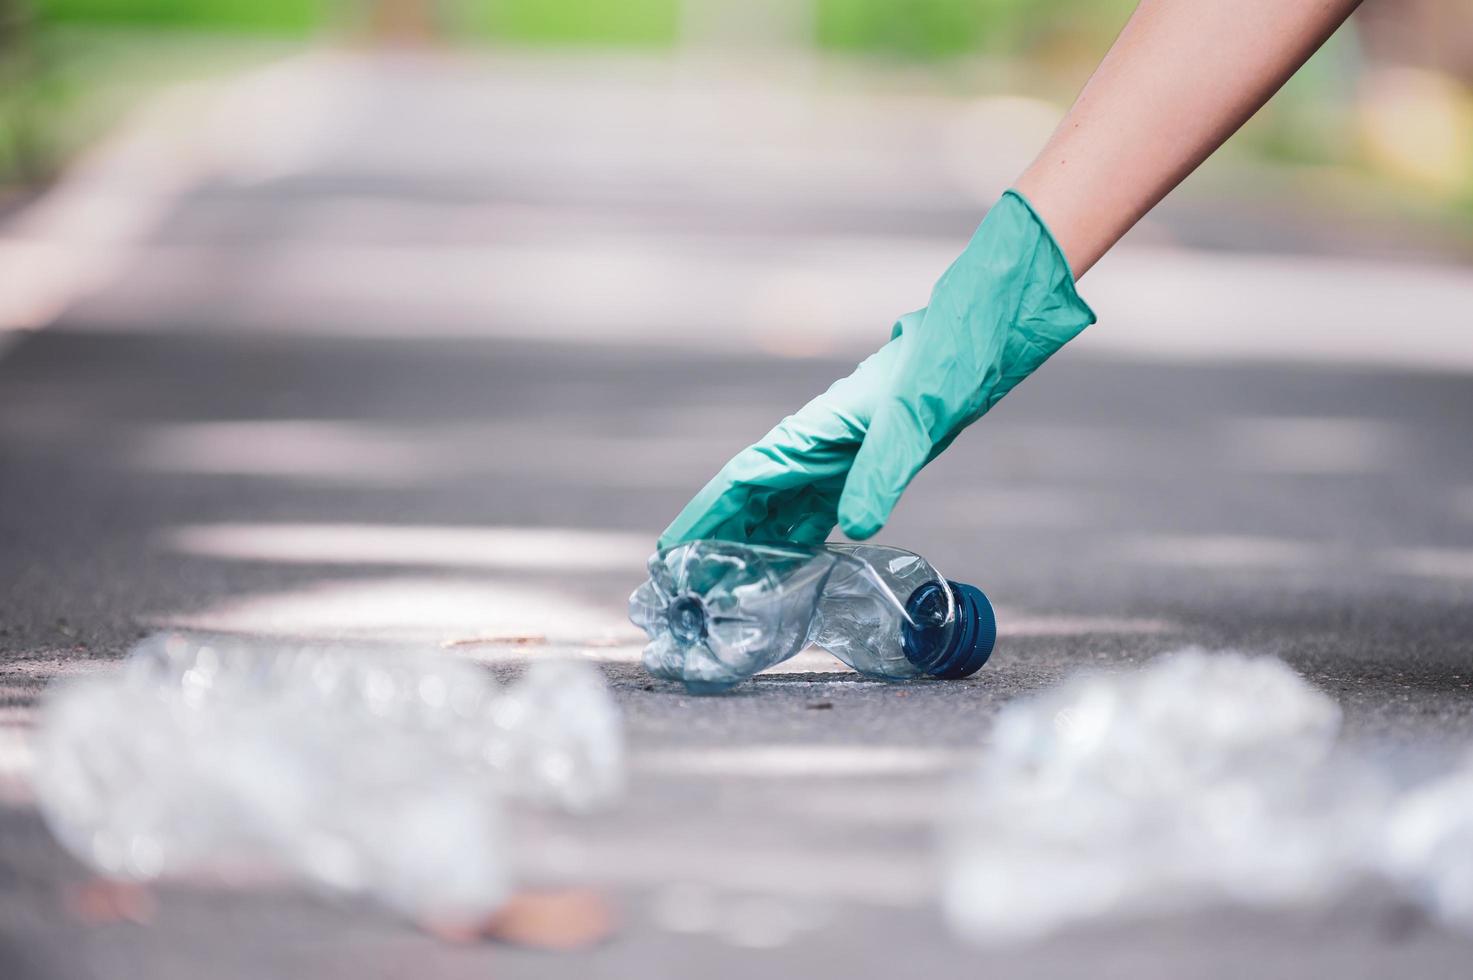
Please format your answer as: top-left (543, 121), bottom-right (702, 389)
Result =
top-left (33, 632), bottom-right (623, 926)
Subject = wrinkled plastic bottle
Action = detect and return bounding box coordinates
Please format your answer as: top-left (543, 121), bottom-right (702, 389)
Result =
top-left (629, 541), bottom-right (996, 694)
top-left (32, 634), bottom-right (624, 924)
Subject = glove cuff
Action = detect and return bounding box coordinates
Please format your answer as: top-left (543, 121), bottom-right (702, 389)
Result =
top-left (997, 188), bottom-right (1097, 335)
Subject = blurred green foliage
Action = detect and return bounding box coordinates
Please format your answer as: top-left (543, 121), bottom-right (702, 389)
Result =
top-left (0, 0), bottom-right (1467, 219)
top-left (32, 0), bottom-right (323, 33)
top-left (1, 0), bottom-right (49, 183)
top-left (0, 19), bottom-right (297, 189)
top-left (2, 0), bottom-right (319, 187)
top-left (817, 0), bottom-right (1031, 59)
top-left (16, 0), bottom-right (1154, 53)
top-left (815, 0), bottom-right (1136, 60)
top-left (466, 0), bottom-right (679, 47)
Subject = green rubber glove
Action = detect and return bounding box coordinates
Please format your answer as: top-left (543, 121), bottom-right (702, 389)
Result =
top-left (660, 189), bottom-right (1094, 547)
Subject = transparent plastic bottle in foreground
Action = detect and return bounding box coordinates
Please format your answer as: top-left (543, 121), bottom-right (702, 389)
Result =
top-left (628, 541), bottom-right (996, 693)
top-left (32, 634), bottom-right (625, 924)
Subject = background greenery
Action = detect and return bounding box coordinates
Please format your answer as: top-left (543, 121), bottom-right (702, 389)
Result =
top-left (1, 0), bottom-right (1469, 224)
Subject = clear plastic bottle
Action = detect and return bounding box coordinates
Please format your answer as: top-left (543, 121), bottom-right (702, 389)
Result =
top-left (33, 634), bottom-right (625, 925)
top-left (628, 541), bottom-right (996, 694)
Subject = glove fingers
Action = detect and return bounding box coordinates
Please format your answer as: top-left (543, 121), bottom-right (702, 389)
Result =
top-left (786, 516), bottom-right (837, 546)
top-left (659, 332), bottom-right (903, 548)
top-left (659, 412), bottom-right (863, 547)
top-left (664, 483), bottom-right (839, 548)
top-left (890, 307), bottom-right (926, 341)
top-left (836, 398), bottom-right (933, 540)
top-left (658, 472), bottom-right (759, 548)
top-left (767, 485), bottom-right (840, 546)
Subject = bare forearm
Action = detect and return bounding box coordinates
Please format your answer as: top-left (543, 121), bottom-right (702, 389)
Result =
top-left (1013, 0), bottom-right (1362, 278)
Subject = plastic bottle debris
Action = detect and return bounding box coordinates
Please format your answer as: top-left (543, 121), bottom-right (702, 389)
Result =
top-left (1383, 757), bottom-right (1473, 930)
top-left (484, 658), bottom-right (625, 813)
top-left (32, 633), bottom-right (624, 924)
top-left (629, 540), bottom-right (995, 693)
top-left (942, 648), bottom-right (1473, 943)
top-left (941, 650), bottom-right (1390, 943)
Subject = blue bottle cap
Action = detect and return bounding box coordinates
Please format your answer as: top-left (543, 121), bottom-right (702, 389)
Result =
top-left (901, 580), bottom-right (997, 679)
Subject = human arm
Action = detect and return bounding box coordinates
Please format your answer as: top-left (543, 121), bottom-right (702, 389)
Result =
top-left (1015, 0), bottom-right (1363, 278)
top-left (662, 0), bottom-right (1365, 547)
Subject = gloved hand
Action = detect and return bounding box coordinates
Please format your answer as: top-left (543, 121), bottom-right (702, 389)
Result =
top-left (660, 324), bottom-right (917, 548)
top-left (659, 189), bottom-right (1094, 547)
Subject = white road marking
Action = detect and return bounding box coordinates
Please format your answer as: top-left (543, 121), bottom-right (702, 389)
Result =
top-left (149, 576), bottom-right (635, 645)
top-left (1380, 547), bottom-right (1473, 581)
top-left (1218, 417), bottom-right (1403, 475)
top-left (634, 744), bottom-right (971, 778)
top-left (1113, 534), bottom-right (1330, 570)
top-left (160, 522), bottom-right (652, 572)
top-left (520, 832), bottom-right (934, 907)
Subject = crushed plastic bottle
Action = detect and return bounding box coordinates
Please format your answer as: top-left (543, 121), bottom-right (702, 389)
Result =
top-left (32, 633), bottom-right (624, 924)
top-left (941, 650), bottom-right (1392, 943)
top-left (628, 540), bottom-right (996, 693)
top-left (484, 658), bottom-right (625, 813)
top-left (1383, 756), bottom-right (1473, 930)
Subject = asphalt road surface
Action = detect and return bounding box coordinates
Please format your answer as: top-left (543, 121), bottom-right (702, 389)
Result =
top-left (2, 51), bottom-right (1472, 980)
